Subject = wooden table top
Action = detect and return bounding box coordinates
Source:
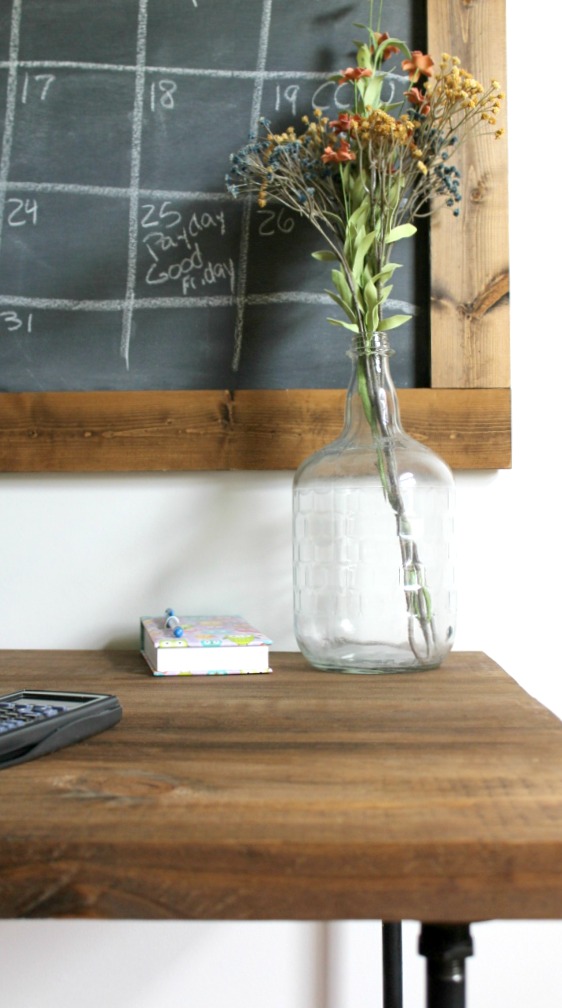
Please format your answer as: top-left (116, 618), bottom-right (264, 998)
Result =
top-left (2, 649), bottom-right (562, 923)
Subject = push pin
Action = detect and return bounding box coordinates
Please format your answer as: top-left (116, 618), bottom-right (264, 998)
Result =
top-left (164, 608), bottom-right (184, 637)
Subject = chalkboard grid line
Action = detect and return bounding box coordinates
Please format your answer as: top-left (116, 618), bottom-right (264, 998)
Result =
top-left (0, 180), bottom-right (233, 202)
top-left (0, 291), bottom-right (417, 313)
top-left (0, 0), bottom-right (22, 254)
top-left (121, 0), bottom-right (149, 370)
top-left (1, 60), bottom-right (337, 82)
top-left (231, 0), bottom-right (273, 374)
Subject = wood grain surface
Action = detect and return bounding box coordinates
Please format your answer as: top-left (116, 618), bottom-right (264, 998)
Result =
top-left (2, 649), bottom-right (558, 923)
top-left (428, 0), bottom-right (509, 389)
top-left (0, 387), bottom-right (511, 472)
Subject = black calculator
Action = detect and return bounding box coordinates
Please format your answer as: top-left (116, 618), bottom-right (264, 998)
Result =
top-left (0, 689), bottom-right (122, 769)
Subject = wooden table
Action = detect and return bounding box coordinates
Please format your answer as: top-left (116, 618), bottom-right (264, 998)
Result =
top-left (2, 650), bottom-right (562, 1007)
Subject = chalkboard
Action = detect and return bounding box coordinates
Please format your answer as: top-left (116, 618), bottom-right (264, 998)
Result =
top-left (0, 0), bottom-right (430, 393)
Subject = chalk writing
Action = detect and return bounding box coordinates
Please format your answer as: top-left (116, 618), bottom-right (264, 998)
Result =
top-left (257, 207), bottom-right (295, 237)
top-left (275, 84), bottom-right (299, 116)
top-left (6, 198), bottom-right (38, 227)
top-left (140, 202), bottom-right (182, 230)
top-left (21, 73), bottom-right (56, 104)
top-left (149, 79), bottom-right (177, 111)
top-left (1, 309), bottom-right (33, 333)
top-left (140, 202), bottom-right (233, 295)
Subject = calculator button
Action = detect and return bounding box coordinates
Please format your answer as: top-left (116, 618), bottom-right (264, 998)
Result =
top-left (0, 719), bottom-right (25, 732)
top-left (0, 700), bottom-right (66, 726)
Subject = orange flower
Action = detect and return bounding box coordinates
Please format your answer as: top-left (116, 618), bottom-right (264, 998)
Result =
top-left (405, 86), bottom-right (431, 115)
top-left (329, 112), bottom-right (362, 134)
top-left (402, 50), bottom-right (434, 83)
top-left (338, 66), bottom-right (372, 83)
top-left (321, 139), bottom-right (356, 163)
top-left (372, 31), bottom-right (400, 61)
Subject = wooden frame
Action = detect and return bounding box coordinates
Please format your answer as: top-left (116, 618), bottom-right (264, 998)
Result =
top-left (0, 0), bottom-right (509, 473)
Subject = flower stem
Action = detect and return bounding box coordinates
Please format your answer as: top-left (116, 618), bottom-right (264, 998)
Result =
top-left (357, 343), bottom-right (437, 660)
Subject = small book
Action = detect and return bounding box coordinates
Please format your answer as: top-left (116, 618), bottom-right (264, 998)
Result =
top-left (140, 615), bottom-right (272, 676)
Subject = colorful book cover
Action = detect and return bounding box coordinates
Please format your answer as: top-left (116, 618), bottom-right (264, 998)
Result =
top-left (140, 615), bottom-right (272, 676)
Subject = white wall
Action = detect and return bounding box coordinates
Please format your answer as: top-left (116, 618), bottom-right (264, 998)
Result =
top-left (2, 1), bottom-right (562, 1003)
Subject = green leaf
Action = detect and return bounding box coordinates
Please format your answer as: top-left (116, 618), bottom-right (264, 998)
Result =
top-left (365, 302), bottom-right (380, 334)
top-left (311, 250), bottom-right (338, 262)
top-left (383, 100), bottom-right (406, 113)
top-left (331, 268), bottom-right (353, 308)
top-left (361, 74), bottom-right (383, 108)
top-left (351, 171), bottom-right (368, 206)
top-left (344, 202), bottom-right (369, 260)
top-left (324, 211), bottom-right (346, 229)
top-left (357, 359), bottom-right (374, 427)
top-left (327, 317), bottom-right (360, 333)
top-left (348, 199), bottom-right (370, 233)
top-left (361, 258), bottom-right (374, 284)
top-left (376, 37), bottom-right (412, 61)
top-left (366, 307), bottom-right (380, 333)
top-left (372, 262), bottom-right (402, 283)
top-left (362, 277), bottom-right (380, 312)
top-left (378, 313), bottom-right (412, 331)
top-left (325, 288), bottom-right (357, 324)
top-left (385, 223), bottom-right (417, 244)
top-left (387, 175), bottom-right (406, 207)
top-left (360, 278), bottom-right (381, 334)
top-left (357, 230), bottom-right (376, 258)
top-left (355, 43), bottom-right (372, 69)
top-left (352, 230), bottom-right (376, 280)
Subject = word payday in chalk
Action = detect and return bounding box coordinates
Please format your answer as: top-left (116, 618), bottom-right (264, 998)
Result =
top-left (141, 203), bottom-right (235, 295)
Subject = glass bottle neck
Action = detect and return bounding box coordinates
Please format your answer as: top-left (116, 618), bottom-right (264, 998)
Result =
top-left (344, 333), bottom-right (404, 440)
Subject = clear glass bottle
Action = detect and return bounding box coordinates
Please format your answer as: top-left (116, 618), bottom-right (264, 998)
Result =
top-left (293, 334), bottom-right (456, 673)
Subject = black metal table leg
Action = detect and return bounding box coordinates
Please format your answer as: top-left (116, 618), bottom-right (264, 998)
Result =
top-left (382, 921), bottom-right (403, 1008)
top-left (418, 924), bottom-right (473, 1008)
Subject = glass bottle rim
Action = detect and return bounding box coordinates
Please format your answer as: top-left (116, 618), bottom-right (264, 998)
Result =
top-left (350, 332), bottom-right (395, 357)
